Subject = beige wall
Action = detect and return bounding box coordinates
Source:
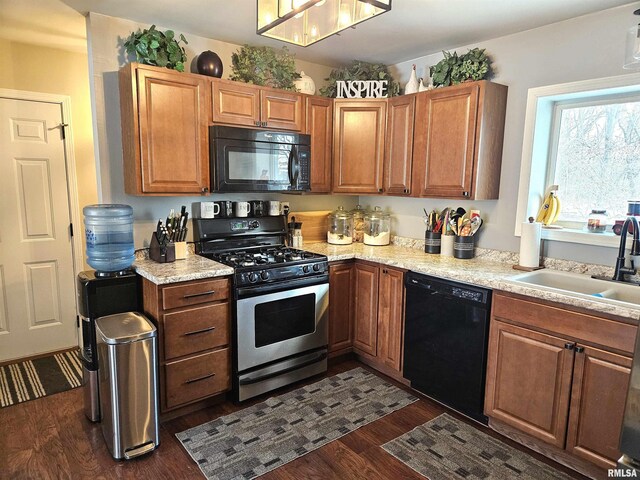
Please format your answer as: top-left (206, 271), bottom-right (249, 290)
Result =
top-left (0, 39), bottom-right (99, 264)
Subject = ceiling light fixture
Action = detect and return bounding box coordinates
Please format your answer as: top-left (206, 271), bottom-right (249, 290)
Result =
top-left (257, 0), bottom-right (391, 47)
top-left (623, 8), bottom-right (640, 69)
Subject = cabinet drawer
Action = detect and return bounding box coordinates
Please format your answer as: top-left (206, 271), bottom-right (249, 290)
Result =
top-left (165, 349), bottom-right (230, 409)
top-left (162, 278), bottom-right (229, 310)
top-left (493, 293), bottom-right (637, 355)
top-left (163, 303), bottom-right (229, 360)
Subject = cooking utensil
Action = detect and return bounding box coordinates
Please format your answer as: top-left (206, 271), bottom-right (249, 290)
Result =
top-left (470, 217), bottom-right (483, 236)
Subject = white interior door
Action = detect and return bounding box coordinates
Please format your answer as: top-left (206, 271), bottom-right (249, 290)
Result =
top-left (0, 97), bottom-right (77, 362)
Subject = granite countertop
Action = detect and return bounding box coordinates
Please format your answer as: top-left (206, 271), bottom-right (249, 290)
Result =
top-left (302, 241), bottom-right (640, 322)
top-left (134, 253), bottom-right (233, 285)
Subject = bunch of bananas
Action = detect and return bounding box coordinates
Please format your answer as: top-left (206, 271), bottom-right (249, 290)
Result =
top-left (536, 186), bottom-right (561, 226)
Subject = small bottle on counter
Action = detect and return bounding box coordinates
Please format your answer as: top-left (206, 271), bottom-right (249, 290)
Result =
top-left (587, 209), bottom-right (607, 233)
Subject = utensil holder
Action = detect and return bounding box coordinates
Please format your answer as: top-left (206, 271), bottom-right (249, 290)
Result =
top-left (149, 232), bottom-right (175, 263)
top-left (440, 234), bottom-right (455, 257)
top-left (424, 232), bottom-right (441, 254)
top-left (453, 235), bottom-right (474, 259)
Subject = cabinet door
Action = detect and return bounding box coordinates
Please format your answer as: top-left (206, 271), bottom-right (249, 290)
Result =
top-left (412, 84), bottom-right (479, 198)
top-left (135, 67), bottom-right (209, 194)
top-left (566, 345), bottom-right (632, 468)
top-left (328, 262), bottom-right (354, 353)
top-left (353, 262), bottom-right (379, 356)
top-left (384, 96), bottom-right (415, 195)
top-left (484, 320), bottom-right (575, 448)
top-left (211, 80), bottom-right (261, 127)
top-left (306, 96), bottom-right (333, 193)
top-left (261, 90), bottom-right (304, 131)
top-left (332, 100), bottom-right (386, 194)
top-left (377, 267), bottom-right (405, 372)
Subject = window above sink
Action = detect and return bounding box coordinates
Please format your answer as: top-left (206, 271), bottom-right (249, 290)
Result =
top-left (515, 73), bottom-right (640, 248)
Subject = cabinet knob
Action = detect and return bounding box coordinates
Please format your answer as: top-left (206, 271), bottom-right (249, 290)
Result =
top-left (462, 191), bottom-right (470, 197)
top-left (564, 342), bottom-right (575, 350)
top-left (201, 187), bottom-right (209, 194)
top-left (262, 121), bottom-right (268, 127)
top-left (575, 346), bottom-right (585, 353)
top-left (378, 188), bottom-right (383, 193)
top-left (254, 121), bottom-right (260, 126)
top-left (403, 188), bottom-right (409, 194)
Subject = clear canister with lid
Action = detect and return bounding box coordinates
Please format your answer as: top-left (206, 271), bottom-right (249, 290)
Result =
top-left (364, 207), bottom-right (391, 246)
top-left (587, 209), bottom-right (607, 233)
top-left (327, 206), bottom-right (353, 245)
top-left (350, 205), bottom-right (367, 242)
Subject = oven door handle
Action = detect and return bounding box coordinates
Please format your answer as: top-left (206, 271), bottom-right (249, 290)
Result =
top-left (238, 351), bottom-right (327, 386)
top-left (288, 146), bottom-right (300, 188)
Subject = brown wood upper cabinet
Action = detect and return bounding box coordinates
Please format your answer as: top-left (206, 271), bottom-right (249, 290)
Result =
top-left (119, 63), bottom-right (210, 195)
top-left (211, 79), bottom-right (304, 131)
top-left (485, 292), bottom-right (635, 469)
top-left (384, 95), bottom-right (416, 195)
top-left (306, 96), bottom-right (333, 193)
top-left (411, 81), bottom-right (507, 200)
top-left (332, 100), bottom-right (387, 194)
top-left (353, 261), bottom-right (405, 372)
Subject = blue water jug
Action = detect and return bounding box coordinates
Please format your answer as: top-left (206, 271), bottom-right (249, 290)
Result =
top-left (83, 204), bottom-right (135, 274)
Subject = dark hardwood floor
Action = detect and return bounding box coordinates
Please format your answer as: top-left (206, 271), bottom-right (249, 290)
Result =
top-left (0, 358), bottom-right (587, 479)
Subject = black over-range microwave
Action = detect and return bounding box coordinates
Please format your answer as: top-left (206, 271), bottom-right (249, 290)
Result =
top-left (210, 126), bottom-right (311, 192)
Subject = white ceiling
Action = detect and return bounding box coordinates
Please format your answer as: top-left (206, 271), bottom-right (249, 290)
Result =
top-left (1, 0), bottom-right (637, 65)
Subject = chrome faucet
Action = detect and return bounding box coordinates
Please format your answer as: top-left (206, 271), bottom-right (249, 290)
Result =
top-left (613, 216), bottom-right (640, 282)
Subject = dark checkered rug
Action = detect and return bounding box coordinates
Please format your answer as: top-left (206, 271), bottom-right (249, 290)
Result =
top-left (176, 367), bottom-right (418, 480)
top-left (382, 413), bottom-right (575, 479)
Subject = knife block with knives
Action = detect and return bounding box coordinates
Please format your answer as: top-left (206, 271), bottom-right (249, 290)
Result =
top-left (149, 231), bottom-right (175, 263)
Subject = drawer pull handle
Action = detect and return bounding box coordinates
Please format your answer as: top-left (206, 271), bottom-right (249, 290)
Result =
top-left (183, 326), bottom-right (216, 336)
top-left (185, 373), bottom-right (215, 384)
top-left (183, 290), bottom-right (215, 299)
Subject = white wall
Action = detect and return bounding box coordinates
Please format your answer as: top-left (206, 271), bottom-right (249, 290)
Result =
top-left (380, 3), bottom-right (639, 265)
top-left (85, 12), bottom-right (356, 248)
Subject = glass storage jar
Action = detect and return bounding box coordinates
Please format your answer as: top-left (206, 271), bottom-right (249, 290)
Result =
top-left (587, 209), bottom-right (607, 233)
top-left (350, 204), bottom-right (367, 242)
top-left (364, 207), bottom-right (391, 246)
top-left (327, 206), bottom-right (353, 245)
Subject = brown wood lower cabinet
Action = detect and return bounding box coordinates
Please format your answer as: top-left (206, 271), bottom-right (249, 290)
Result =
top-left (142, 276), bottom-right (232, 413)
top-left (328, 260), bottom-right (406, 375)
top-left (328, 261), bottom-right (354, 355)
top-left (353, 261), bottom-right (405, 373)
top-left (485, 292), bottom-right (635, 470)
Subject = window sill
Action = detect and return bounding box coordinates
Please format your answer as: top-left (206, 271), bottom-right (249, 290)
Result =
top-left (541, 227), bottom-right (620, 248)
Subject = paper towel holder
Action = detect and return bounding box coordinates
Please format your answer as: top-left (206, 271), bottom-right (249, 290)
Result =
top-left (512, 216), bottom-right (545, 271)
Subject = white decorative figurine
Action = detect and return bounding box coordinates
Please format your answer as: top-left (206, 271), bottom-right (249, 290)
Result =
top-left (294, 71), bottom-right (316, 95)
top-left (404, 64), bottom-right (419, 94)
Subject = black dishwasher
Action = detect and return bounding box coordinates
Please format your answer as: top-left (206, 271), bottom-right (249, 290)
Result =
top-left (403, 271), bottom-right (491, 424)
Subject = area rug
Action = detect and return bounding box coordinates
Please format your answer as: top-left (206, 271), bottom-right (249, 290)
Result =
top-left (382, 413), bottom-right (575, 480)
top-left (0, 350), bottom-right (83, 408)
top-left (176, 367), bottom-right (418, 480)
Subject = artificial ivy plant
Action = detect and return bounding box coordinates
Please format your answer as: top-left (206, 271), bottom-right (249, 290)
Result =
top-left (320, 60), bottom-right (399, 97)
top-left (230, 45), bottom-right (300, 91)
top-left (430, 48), bottom-right (492, 87)
top-left (124, 25), bottom-right (188, 72)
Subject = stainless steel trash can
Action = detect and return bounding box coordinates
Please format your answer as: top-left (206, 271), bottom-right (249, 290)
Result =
top-left (96, 312), bottom-right (159, 460)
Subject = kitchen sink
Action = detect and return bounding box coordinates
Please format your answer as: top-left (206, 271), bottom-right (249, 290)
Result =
top-left (509, 269), bottom-right (640, 310)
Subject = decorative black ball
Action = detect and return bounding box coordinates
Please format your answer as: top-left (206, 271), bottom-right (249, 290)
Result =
top-left (197, 50), bottom-right (223, 78)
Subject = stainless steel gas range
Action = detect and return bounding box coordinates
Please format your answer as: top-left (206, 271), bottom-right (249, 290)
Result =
top-left (193, 216), bottom-right (329, 402)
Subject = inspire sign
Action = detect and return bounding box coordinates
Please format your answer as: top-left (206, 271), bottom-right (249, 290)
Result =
top-left (336, 80), bottom-right (388, 99)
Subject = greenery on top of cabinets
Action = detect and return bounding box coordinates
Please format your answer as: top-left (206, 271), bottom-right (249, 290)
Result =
top-left (320, 60), bottom-right (400, 98)
top-left (124, 25), bottom-right (188, 72)
top-left (430, 48), bottom-right (492, 87)
top-left (230, 45), bottom-right (300, 91)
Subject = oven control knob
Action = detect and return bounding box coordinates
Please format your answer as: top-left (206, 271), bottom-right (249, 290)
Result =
top-left (248, 272), bottom-right (258, 283)
top-left (303, 265), bottom-right (310, 273)
top-left (260, 271), bottom-right (269, 280)
top-left (312, 264), bottom-right (320, 272)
